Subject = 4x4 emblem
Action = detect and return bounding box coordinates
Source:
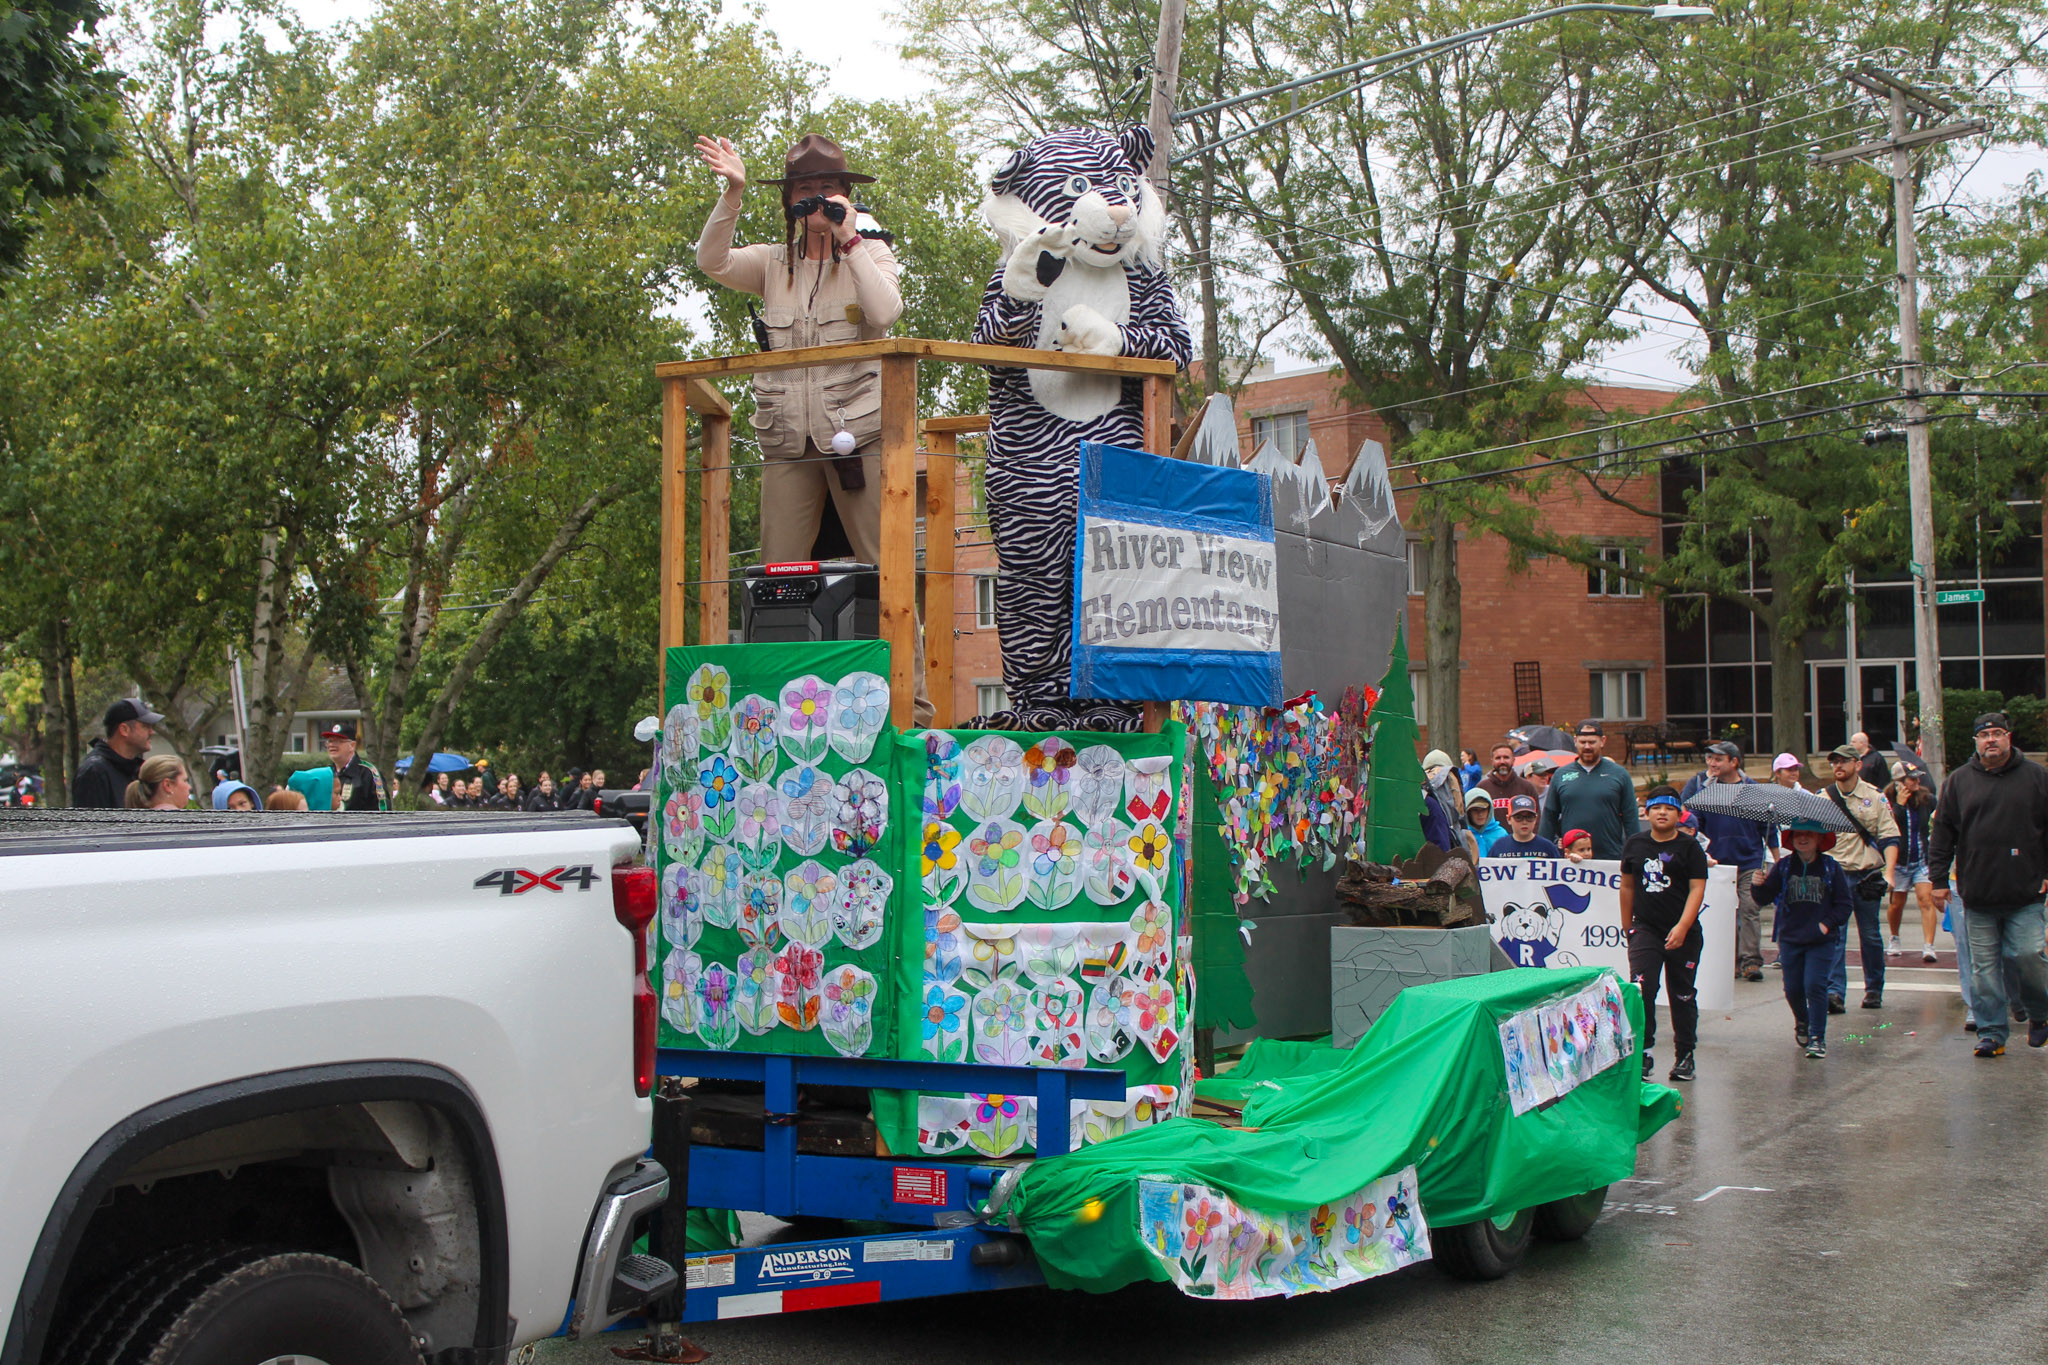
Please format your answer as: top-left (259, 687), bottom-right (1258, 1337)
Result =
top-left (474, 864), bottom-right (599, 895)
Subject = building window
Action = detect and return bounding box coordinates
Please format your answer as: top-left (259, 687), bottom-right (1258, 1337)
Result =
top-left (1406, 537), bottom-right (1452, 597)
top-left (1251, 411), bottom-right (1311, 463)
top-left (1408, 668), bottom-right (1428, 728)
top-left (976, 681), bottom-right (1009, 715)
top-left (1589, 669), bottom-right (1645, 721)
top-left (290, 733), bottom-right (306, 753)
top-left (974, 574), bottom-right (998, 629)
top-left (1587, 545), bottom-right (1642, 598)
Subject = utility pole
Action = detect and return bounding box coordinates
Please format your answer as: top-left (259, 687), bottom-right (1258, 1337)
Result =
top-left (1145, 0), bottom-right (1188, 191)
top-left (1817, 65), bottom-right (1986, 783)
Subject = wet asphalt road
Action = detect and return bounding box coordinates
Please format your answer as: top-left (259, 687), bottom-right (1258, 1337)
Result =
top-left (539, 961), bottom-right (2048, 1365)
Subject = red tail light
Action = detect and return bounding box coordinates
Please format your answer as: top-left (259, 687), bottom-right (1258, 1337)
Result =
top-left (612, 865), bottom-right (659, 1097)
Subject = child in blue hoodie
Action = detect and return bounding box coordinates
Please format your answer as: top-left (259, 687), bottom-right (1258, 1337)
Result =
top-left (1756, 827), bottom-right (1856, 1058)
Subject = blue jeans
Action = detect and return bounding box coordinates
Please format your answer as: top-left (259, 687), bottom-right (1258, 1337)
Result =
top-left (1963, 902), bottom-right (2048, 1047)
top-left (1952, 901), bottom-right (2021, 1025)
top-left (1779, 938), bottom-right (1833, 1044)
top-left (1828, 887), bottom-right (1887, 999)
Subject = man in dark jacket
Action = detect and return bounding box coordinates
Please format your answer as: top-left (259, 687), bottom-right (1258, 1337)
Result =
top-left (1475, 743), bottom-right (1540, 820)
top-left (322, 721), bottom-right (386, 811)
top-left (1929, 712), bottom-right (2048, 1057)
top-left (1538, 721), bottom-right (1642, 858)
top-left (1679, 740), bottom-right (1778, 981)
top-left (72, 698), bottom-right (164, 808)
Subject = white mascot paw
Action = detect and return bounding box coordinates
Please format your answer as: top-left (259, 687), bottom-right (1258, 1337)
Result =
top-left (1001, 226), bottom-right (1069, 303)
top-left (1056, 304), bottom-right (1122, 356)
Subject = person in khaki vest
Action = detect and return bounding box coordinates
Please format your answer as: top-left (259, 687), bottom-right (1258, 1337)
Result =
top-left (694, 131), bottom-right (931, 722)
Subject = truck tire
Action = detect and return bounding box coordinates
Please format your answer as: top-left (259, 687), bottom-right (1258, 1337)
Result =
top-left (47, 1243), bottom-right (250, 1365)
top-left (1533, 1186), bottom-right (1610, 1241)
top-left (1433, 1207), bottom-right (1534, 1281)
top-left (99, 1250), bottom-right (423, 1365)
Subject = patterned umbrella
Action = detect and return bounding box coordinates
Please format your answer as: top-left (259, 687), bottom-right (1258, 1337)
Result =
top-left (1683, 780), bottom-right (1855, 832)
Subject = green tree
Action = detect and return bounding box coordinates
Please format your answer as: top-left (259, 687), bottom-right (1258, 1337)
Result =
top-left (0, 0), bottom-right (119, 270)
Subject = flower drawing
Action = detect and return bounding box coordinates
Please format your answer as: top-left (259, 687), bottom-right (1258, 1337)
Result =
top-left (1129, 900), bottom-right (1170, 957)
top-left (699, 755), bottom-right (740, 809)
top-left (837, 672), bottom-right (889, 732)
top-left (1031, 822), bottom-right (1077, 876)
top-left (783, 676), bottom-right (833, 733)
top-left (922, 821), bottom-right (962, 878)
top-left (974, 1094), bottom-right (1021, 1124)
top-left (970, 821), bottom-right (1024, 876)
top-left (923, 984), bottom-right (965, 1040)
top-left (688, 665), bottom-right (729, 719)
top-left (1128, 821), bottom-right (1169, 872)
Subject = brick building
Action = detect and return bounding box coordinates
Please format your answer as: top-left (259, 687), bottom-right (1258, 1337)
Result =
top-left (923, 364), bottom-right (2044, 754)
top-left (1232, 364), bottom-right (1682, 754)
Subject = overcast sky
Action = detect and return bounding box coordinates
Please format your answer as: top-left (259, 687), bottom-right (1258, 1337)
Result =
top-left (293, 0), bottom-right (2044, 392)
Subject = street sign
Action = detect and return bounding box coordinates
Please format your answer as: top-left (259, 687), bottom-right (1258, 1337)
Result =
top-left (1936, 588), bottom-right (1985, 606)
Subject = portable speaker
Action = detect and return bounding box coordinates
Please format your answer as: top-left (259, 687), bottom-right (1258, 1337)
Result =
top-left (740, 561), bottom-right (880, 643)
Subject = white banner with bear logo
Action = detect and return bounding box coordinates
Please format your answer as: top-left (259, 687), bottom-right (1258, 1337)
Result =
top-left (1476, 858), bottom-right (1736, 1012)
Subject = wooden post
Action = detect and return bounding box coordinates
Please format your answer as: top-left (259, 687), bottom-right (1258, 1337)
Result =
top-left (697, 410), bottom-right (732, 646)
top-left (878, 355), bottom-right (919, 728)
top-left (923, 425), bottom-right (959, 728)
top-left (658, 377), bottom-right (690, 698)
top-left (1142, 373), bottom-right (1173, 457)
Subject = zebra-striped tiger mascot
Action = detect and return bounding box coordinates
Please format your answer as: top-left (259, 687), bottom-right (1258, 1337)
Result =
top-left (971, 125), bottom-right (1193, 732)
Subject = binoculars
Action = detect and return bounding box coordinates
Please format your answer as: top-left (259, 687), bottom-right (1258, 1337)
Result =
top-left (787, 196), bottom-right (848, 224)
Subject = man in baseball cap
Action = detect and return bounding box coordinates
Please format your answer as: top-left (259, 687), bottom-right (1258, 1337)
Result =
top-left (1930, 710), bottom-right (2048, 1056)
top-left (322, 720), bottom-right (386, 812)
top-left (1539, 720), bottom-right (1641, 858)
top-left (72, 697), bottom-right (167, 808)
top-left (1680, 739), bottom-right (1777, 981)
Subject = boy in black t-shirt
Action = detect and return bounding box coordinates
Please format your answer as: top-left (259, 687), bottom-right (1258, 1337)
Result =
top-left (1620, 787), bottom-right (1710, 1083)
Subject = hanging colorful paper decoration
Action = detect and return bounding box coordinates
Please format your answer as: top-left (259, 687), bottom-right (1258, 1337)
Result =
top-left (1173, 682), bottom-right (1378, 905)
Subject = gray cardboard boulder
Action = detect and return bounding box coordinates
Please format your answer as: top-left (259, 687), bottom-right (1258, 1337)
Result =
top-left (1329, 925), bottom-right (1515, 1048)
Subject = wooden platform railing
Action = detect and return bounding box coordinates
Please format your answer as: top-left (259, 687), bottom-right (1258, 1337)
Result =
top-left (656, 338), bottom-right (1178, 729)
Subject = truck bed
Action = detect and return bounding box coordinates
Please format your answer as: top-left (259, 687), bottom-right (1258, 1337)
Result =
top-left (0, 807), bottom-right (621, 855)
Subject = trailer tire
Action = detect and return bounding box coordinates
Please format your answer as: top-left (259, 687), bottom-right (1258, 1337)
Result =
top-left (98, 1249), bottom-right (423, 1365)
top-left (1433, 1207), bottom-right (1534, 1281)
top-left (1533, 1186), bottom-right (1609, 1241)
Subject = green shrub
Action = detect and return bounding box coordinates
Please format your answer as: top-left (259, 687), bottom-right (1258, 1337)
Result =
top-left (1903, 689), bottom-right (2046, 757)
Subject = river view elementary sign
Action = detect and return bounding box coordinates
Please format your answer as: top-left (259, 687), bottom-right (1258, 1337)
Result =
top-left (1068, 441), bottom-right (1284, 708)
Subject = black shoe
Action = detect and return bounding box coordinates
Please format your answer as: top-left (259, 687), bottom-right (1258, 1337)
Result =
top-left (2014, 1005), bottom-right (2029, 1023)
top-left (1795, 1022), bottom-right (1810, 1048)
top-left (1641, 1050), bottom-right (1654, 1080)
top-left (1976, 1039), bottom-right (2006, 1058)
top-left (1827, 994), bottom-right (1846, 1015)
top-left (1966, 1020), bottom-right (1980, 1032)
top-left (1861, 991), bottom-right (1882, 1009)
top-left (1744, 968), bottom-right (1765, 982)
top-left (2029, 1020), bottom-right (2048, 1049)
top-left (1668, 1053), bottom-right (1695, 1082)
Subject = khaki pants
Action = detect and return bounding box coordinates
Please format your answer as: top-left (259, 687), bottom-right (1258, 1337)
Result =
top-left (759, 443), bottom-right (932, 725)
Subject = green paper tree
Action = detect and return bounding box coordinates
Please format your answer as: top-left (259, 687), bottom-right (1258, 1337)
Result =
top-left (1363, 625), bottom-right (1429, 865)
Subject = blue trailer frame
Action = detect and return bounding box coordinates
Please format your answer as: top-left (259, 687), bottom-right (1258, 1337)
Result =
top-left (654, 1048), bottom-right (1128, 1323)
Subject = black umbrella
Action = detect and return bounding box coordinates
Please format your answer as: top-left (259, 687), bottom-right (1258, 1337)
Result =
top-left (1684, 781), bottom-right (1855, 832)
top-left (1891, 741), bottom-right (1931, 782)
top-left (1508, 724), bottom-right (1575, 753)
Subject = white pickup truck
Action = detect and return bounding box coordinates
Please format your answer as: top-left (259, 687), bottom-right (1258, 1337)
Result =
top-left (0, 808), bottom-right (675, 1365)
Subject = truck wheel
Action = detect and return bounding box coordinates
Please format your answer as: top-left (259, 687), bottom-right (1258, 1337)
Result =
top-left (101, 1250), bottom-right (423, 1365)
top-left (1433, 1207), bottom-right (1534, 1281)
top-left (1533, 1186), bottom-right (1610, 1241)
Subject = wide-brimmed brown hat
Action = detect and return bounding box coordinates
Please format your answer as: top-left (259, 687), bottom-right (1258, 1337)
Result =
top-left (762, 133), bottom-right (876, 186)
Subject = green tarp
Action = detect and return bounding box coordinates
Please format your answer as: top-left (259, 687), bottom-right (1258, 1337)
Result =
top-left (1010, 967), bottom-right (1680, 1293)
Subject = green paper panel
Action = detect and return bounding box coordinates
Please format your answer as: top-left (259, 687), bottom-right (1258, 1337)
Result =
top-left (873, 723), bottom-right (1192, 1159)
top-left (1363, 625), bottom-right (1427, 864)
top-left (1189, 761), bottom-right (1258, 1031)
top-left (653, 642), bottom-right (904, 1060)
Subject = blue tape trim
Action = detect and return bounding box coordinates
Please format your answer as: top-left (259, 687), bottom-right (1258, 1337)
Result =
top-left (1073, 646), bottom-right (1283, 709)
top-left (1081, 441), bottom-right (1273, 533)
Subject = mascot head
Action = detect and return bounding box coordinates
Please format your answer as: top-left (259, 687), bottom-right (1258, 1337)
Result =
top-left (984, 126), bottom-right (1168, 269)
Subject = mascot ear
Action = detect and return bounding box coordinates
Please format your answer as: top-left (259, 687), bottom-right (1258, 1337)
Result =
top-left (1117, 125), bottom-right (1156, 175)
top-left (991, 147), bottom-right (1032, 197)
